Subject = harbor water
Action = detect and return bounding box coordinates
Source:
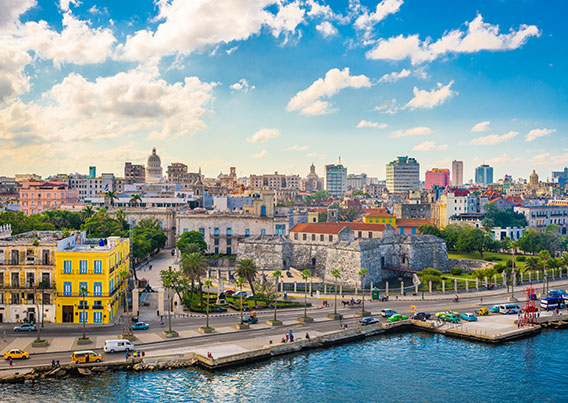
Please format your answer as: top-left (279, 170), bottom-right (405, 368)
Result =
top-left (1, 330), bottom-right (566, 402)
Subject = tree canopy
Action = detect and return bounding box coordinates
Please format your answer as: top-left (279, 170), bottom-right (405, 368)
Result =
top-left (176, 231), bottom-right (207, 254)
top-left (482, 203), bottom-right (527, 229)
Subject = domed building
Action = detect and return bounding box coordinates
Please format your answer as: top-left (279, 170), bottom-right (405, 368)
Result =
top-left (146, 148), bottom-right (163, 183)
top-left (529, 170), bottom-right (539, 186)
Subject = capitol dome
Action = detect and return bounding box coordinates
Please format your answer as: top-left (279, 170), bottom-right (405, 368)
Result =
top-left (146, 148), bottom-right (163, 183)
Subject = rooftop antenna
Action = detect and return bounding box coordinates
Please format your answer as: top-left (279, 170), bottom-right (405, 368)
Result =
top-left (338, 156), bottom-right (342, 164)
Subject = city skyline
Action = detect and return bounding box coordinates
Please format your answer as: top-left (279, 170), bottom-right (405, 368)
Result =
top-left (1, 0), bottom-right (566, 180)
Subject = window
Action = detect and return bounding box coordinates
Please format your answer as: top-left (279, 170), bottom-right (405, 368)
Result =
top-left (78, 300), bottom-right (88, 309)
top-left (63, 282), bottom-right (72, 296)
top-left (245, 228), bottom-right (250, 237)
top-left (63, 260), bottom-right (72, 274)
top-left (368, 232), bottom-right (372, 239)
top-left (214, 227), bottom-right (220, 237)
top-left (294, 233), bottom-right (298, 240)
top-left (226, 227), bottom-right (232, 237)
top-left (79, 260), bottom-right (88, 274)
top-left (94, 260), bottom-right (102, 274)
top-left (94, 282), bottom-right (102, 297)
top-left (329, 235), bottom-right (333, 242)
top-left (227, 238), bottom-right (232, 246)
top-left (312, 234), bottom-right (316, 241)
top-left (11, 272), bottom-right (19, 287)
top-left (214, 238), bottom-right (219, 246)
top-left (303, 234), bottom-right (307, 240)
top-left (93, 312), bottom-right (102, 323)
top-left (320, 235), bottom-right (324, 242)
top-left (261, 229), bottom-right (266, 235)
top-left (226, 247), bottom-right (232, 255)
top-left (199, 227), bottom-right (205, 236)
top-left (79, 282), bottom-right (88, 295)
top-left (358, 231), bottom-right (362, 238)
top-left (93, 300), bottom-right (103, 309)
top-left (214, 247), bottom-right (219, 254)
top-left (79, 312), bottom-right (88, 323)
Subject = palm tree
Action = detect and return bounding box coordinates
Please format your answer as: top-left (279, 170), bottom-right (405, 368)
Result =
top-left (105, 191), bottom-right (118, 207)
top-left (180, 252), bottom-right (207, 307)
top-left (236, 258), bottom-right (258, 306)
top-left (301, 269), bottom-right (311, 319)
top-left (525, 256), bottom-right (540, 274)
top-left (129, 194), bottom-right (142, 207)
top-left (358, 268), bottom-right (368, 313)
top-left (203, 280), bottom-right (213, 329)
top-left (118, 268), bottom-right (132, 335)
top-left (160, 268), bottom-right (175, 333)
top-left (236, 277), bottom-right (245, 324)
top-left (79, 286), bottom-right (88, 340)
top-left (272, 270), bottom-right (282, 322)
top-left (115, 210), bottom-right (126, 228)
top-left (509, 240), bottom-right (518, 297)
top-left (81, 205), bottom-right (94, 220)
top-left (331, 269), bottom-right (341, 316)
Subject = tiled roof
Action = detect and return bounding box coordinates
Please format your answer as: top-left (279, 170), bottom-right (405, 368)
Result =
top-left (397, 218), bottom-right (434, 227)
top-left (290, 222), bottom-right (387, 234)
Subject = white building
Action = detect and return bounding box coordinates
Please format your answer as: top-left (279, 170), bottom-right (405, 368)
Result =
top-left (325, 163), bottom-right (347, 198)
top-left (386, 156), bottom-right (419, 193)
top-left (514, 205), bottom-right (568, 234)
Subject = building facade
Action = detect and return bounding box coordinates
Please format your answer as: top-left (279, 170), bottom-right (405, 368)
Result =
top-left (249, 172), bottom-right (300, 190)
top-left (55, 236), bottom-right (129, 324)
top-left (124, 162), bottom-right (146, 184)
top-left (19, 180), bottom-right (78, 215)
top-left (475, 164), bottom-right (494, 186)
top-left (325, 163), bottom-right (347, 198)
top-left (514, 205), bottom-right (568, 234)
top-left (451, 160), bottom-right (463, 186)
top-left (425, 168), bottom-right (450, 189)
top-left (386, 156), bottom-right (420, 193)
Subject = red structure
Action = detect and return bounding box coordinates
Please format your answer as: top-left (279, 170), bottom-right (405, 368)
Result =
top-left (522, 283), bottom-right (538, 325)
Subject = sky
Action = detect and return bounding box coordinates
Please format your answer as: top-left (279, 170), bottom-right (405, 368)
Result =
top-left (0, 0), bottom-right (566, 182)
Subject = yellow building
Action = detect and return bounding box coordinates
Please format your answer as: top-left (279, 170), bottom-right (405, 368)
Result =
top-left (362, 210), bottom-right (396, 226)
top-left (55, 236), bottom-right (129, 324)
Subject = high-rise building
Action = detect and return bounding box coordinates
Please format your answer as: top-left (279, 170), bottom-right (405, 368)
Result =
top-left (386, 156), bottom-right (420, 193)
top-left (347, 173), bottom-right (368, 191)
top-left (475, 164), bottom-right (494, 186)
top-left (124, 162), bottom-right (145, 184)
top-left (146, 148), bottom-right (163, 183)
top-left (89, 166), bottom-right (96, 179)
top-left (451, 160), bottom-right (463, 186)
top-left (325, 163), bottom-right (347, 197)
top-left (425, 168), bottom-right (450, 189)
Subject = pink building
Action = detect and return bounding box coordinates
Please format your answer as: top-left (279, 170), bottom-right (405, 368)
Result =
top-left (425, 168), bottom-right (450, 189)
top-left (19, 180), bottom-right (79, 215)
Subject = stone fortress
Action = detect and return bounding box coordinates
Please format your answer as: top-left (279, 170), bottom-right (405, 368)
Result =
top-left (238, 223), bottom-right (449, 287)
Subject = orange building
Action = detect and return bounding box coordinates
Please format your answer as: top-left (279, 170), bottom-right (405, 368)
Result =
top-left (19, 180), bottom-right (79, 215)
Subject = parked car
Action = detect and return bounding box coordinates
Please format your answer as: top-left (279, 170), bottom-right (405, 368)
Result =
top-left (499, 304), bottom-right (522, 315)
top-left (360, 317), bottom-right (380, 326)
top-left (460, 313), bottom-right (477, 322)
top-left (488, 305), bottom-right (500, 313)
top-left (381, 309), bottom-right (397, 318)
top-left (444, 314), bottom-right (460, 323)
top-left (4, 349), bottom-right (29, 360)
top-left (104, 339), bottom-right (135, 353)
top-left (14, 324), bottom-right (37, 332)
top-left (435, 311), bottom-right (459, 319)
top-left (224, 290), bottom-right (235, 296)
top-left (477, 308), bottom-right (490, 316)
top-left (387, 314), bottom-right (408, 322)
top-left (411, 312), bottom-right (431, 321)
top-left (72, 351), bottom-right (102, 363)
top-left (132, 322), bottom-right (150, 331)
top-left (234, 291), bottom-right (248, 297)
top-left (242, 315), bottom-right (258, 324)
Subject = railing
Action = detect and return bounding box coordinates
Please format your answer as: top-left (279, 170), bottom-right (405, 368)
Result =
top-left (0, 282), bottom-right (56, 290)
top-left (59, 269), bottom-right (104, 276)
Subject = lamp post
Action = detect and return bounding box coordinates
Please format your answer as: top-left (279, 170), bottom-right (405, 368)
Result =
top-left (421, 271), bottom-right (424, 301)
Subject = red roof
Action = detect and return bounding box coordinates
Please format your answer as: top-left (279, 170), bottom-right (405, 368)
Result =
top-left (397, 218), bottom-right (433, 227)
top-left (290, 222), bottom-right (387, 234)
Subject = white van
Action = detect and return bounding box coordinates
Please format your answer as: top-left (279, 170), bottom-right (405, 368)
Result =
top-left (498, 304), bottom-right (521, 315)
top-left (104, 339), bottom-right (134, 353)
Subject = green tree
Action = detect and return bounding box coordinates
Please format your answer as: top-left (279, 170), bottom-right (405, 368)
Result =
top-left (119, 268), bottom-right (132, 335)
top-left (317, 211), bottom-right (327, 222)
top-left (81, 205), bottom-right (94, 221)
top-left (203, 279), bottom-right (213, 329)
top-left (301, 269), bottom-right (311, 319)
top-left (81, 210), bottom-right (121, 238)
top-left (180, 252), bottom-right (207, 307)
top-left (160, 267), bottom-right (176, 333)
top-left (518, 230), bottom-right (548, 254)
top-left (236, 258), bottom-right (259, 306)
top-left (176, 231), bottom-right (207, 254)
top-left (331, 269), bottom-right (341, 316)
top-left (482, 203), bottom-right (527, 229)
top-left (358, 268), bottom-right (367, 313)
top-left (115, 210), bottom-right (127, 230)
top-left (338, 207), bottom-right (361, 222)
top-left (418, 225), bottom-right (442, 237)
top-left (129, 194), bottom-right (142, 207)
top-left (308, 190), bottom-right (331, 201)
top-left (104, 191), bottom-right (119, 207)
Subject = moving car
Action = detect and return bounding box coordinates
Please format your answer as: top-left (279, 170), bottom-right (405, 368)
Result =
top-left (411, 312), bottom-right (431, 321)
top-left (359, 317), bottom-right (380, 326)
top-left (499, 304), bottom-right (522, 315)
top-left (132, 322), bottom-right (150, 331)
top-left (234, 291), bottom-right (248, 297)
top-left (460, 313), bottom-right (477, 322)
top-left (387, 314), bottom-right (408, 322)
top-left (72, 351), bottom-right (102, 363)
top-left (381, 309), bottom-right (397, 318)
top-left (104, 339), bottom-right (135, 353)
top-left (224, 290), bottom-right (235, 296)
top-left (488, 305), bottom-right (500, 313)
top-left (14, 324), bottom-right (37, 332)
top-left (4, 349), bottom-right (29, 360)
top-left (444, 314), bottom-right (460, 323)
top-left (242, 314), bottom-right (258, 324)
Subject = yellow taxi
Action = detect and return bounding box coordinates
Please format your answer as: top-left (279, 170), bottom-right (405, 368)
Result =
top-left (72, 350), bottom-right (102, 364)
top-left (4, 349), bottom-right (30, 360)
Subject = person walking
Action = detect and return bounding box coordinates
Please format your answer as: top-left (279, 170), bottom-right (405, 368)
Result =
top-left (9, 358), bottom-right (13, 367)
top-left (125, 350), bottom-right (129, 361)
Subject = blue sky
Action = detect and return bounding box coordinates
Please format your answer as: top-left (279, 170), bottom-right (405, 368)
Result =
top-left (0, 0), bottom-right (566, 182)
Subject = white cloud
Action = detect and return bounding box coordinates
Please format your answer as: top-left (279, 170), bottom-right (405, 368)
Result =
top-left (287, 67), bottom-right (371, 116)
top-left (529, 152), bottom-right (567, 166)
top-left (391, 126), bottom-right (432, 138)
top-left (354, 0), bottom-right (403, 38)
top-left (356, 120), bottom-right (388, 129)
top-left (374, 99), bottom-right (398, 114)
top-left (366, 14), bottom-right (540, 64)
top-left (285, 145), bottom-right (309, 151)
top-left (484, 153), bottom-right (522, 165)
top-left (0, 44), bottom-right (32, 103)
top-left (226, 45), bottom-right (238, 54)
top-left (230, 78), bottom-right (255, 92)
top-left (412, 141), bottom-right (448, 151)
top-left (378, 68), bottom-right (410, 83)
top-left (247, 128), bottom-right (280, 143)
top-left (306, 152), bottom-right (325, 158)
top-left (470, 131), bottom-right (518, 145)
top-left (471, 121), bottom-right (490, 132)
top-left (116, 0), bottom-right (307, 61)
top-left (406, 81), bottom-right (456, 109)
top-left (251, 149), bottom-right (268, 159)
top-left (0, 0), bottom-right (35, 30)
top-left (526, 128), bottom-right (555, 142)
top-left (59, 0), bottom-right (79, 11)
top-left (0, 63), bottom-right (216, 144)
top-left (316, 21), bottom-right (337, 38)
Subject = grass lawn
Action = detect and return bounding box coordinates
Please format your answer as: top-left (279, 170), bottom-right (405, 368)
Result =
top-left (448, 251), bottom-right (527, 269)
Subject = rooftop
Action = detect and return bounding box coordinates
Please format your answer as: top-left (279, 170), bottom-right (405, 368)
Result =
top-left (290, 222), bottom-right (387, 234)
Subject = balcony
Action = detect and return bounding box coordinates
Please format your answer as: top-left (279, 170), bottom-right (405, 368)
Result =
top-left (0, 282), bottom-right (56, 290)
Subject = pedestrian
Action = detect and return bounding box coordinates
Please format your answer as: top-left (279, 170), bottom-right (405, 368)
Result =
top-left (125, 350), bottom-right (129, 361)
top-left (160, 317), bottom-right (164, 326)
top-left (52, 360), bottom-right (55, 368)
top-left (480, 297), bottom-right (483, 306)
top-left (305, 332), bottom-right (310, 340)
top-left (9, 358), bottom-right (12, 367)
top-left (56, 360), bottom-right (60, 368)
top-left (285, 334), bottom-right (289, 342)
top-left (290, 333), bottom-right (294, 342)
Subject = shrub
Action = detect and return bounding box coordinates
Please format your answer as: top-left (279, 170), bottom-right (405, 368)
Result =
top-left (493, 263), bottom-right (506, 273)
top-left (484, 257), bottom-right (494, 262)
top-left (449, 267), bottom-right (463, 275)
top-left (516, 256), bottom-right (526, 262)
